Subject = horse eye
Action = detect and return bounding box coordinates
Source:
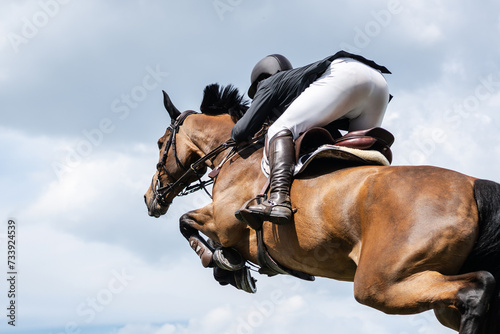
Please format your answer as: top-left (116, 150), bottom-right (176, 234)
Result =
top-left (157, 140), bottom-right (163, 149)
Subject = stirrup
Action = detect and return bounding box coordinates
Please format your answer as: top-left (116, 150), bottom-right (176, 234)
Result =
top-left (248, 201), bottom-right (293, 225)
top-left (235, 196), bottom-right (265, 230)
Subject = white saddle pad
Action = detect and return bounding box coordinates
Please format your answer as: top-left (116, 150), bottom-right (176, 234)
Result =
top-left (261, 144), bottom-right (390, 177)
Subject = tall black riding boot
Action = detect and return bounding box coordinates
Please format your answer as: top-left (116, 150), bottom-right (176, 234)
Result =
top-left (248, 129), bottom-right (295, 224)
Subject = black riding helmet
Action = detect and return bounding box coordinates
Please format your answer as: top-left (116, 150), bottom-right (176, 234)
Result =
top-left (248, 54), bottom-right (293, 99)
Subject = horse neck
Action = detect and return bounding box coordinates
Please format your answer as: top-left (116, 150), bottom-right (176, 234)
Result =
top-left (185, 114), bottom-right (235, 167)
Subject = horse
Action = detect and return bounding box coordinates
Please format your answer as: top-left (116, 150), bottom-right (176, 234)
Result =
top-left (144, 83), bottom-right (500, 334)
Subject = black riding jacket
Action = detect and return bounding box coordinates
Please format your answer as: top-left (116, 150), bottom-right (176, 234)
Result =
top-left (231, 51), bottom-right (391, 143)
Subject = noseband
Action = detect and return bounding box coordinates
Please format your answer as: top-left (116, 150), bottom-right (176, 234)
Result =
top-left (152, 110), bottom-right (235, 207)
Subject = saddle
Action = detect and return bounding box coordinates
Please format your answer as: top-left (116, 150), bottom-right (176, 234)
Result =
top-left (296, 126), bottom-right (394, 163)
top-left (261, 126), bottom-right (395, 177)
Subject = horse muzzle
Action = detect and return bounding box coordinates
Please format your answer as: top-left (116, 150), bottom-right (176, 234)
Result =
top-left (144, 190), bottom-right (170, 218)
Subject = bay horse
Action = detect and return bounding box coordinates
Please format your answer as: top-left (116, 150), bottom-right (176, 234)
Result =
top-left (144, 84), bottom-right (500, 334)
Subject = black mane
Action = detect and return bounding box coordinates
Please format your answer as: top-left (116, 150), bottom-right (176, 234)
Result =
top-left (200, 83), bottom-right (249, 122)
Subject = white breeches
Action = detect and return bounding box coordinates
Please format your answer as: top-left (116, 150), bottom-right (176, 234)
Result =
top-left (267, 57), bottom-right (390, 143)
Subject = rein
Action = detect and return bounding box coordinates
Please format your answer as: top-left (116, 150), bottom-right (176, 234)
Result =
top-left (152, 110), bottom-right (236, 206)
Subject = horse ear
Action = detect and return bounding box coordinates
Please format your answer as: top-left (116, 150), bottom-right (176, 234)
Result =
top-left (162, 90), bottom-right (181, 120)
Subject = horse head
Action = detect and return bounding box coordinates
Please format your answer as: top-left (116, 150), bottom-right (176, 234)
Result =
top-left (144, 84), bottom-right (249, 218)
top-left (144, 91), bottom-right (206, 217)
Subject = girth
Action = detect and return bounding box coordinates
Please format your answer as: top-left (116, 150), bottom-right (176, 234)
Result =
top-left (256, 228), bottom-right (315, 281)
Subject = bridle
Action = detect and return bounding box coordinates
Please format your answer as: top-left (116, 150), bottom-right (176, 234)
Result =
top-left (152, 110), bottom-right (236, 207)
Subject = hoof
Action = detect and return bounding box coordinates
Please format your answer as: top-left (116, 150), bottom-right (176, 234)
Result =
top-left (213, 266), bottom-right (257, 294)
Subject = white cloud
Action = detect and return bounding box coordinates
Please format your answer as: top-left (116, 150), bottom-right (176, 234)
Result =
top-left (116, 323), bottom-right (179, 334)
top-left (488, 90), bottom-right (500, 108)
top-left (17, 138), bottom-right (212, 266)
top-left (109, 284), bottom-right (453, 334)
top-left (26, 149), bottom-right (149, 221)
top-left (406, 21), bottom-right (444, 46)
top-left (440, 58), bottom-right (467, 80)
top-left (389, 78), bottom-right (500, 177)
top-left (12, 223), bottom-right (139, 328)
top-left (15, 221), bottom-right (237, 330)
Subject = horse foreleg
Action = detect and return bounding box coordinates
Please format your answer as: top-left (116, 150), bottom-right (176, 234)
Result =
top-left (179, 205), bottom-right (216, 268)
top-left (179, 205), bottom-right (257, 293)
top-left (353, 269), bottom-right (495, 333)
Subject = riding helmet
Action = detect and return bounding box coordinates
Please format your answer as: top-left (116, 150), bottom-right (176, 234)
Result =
top-left (248, 54), bottom-right (293, 99)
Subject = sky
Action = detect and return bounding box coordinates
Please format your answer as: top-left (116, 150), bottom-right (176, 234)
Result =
top-left (1, 0), bottom-right (500, 333)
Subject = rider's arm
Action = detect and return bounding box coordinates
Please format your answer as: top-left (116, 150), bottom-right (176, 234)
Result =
top-left (231, 82), bottom-right (276, 143)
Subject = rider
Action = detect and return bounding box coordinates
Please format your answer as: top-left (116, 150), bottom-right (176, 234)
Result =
top-left (231, 50), bottom-right (391, 225)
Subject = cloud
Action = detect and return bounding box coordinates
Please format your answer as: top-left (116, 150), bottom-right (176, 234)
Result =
top-left (12, 223), bottom-right (139, 329)
top-left (15, 221), bottom-right (240, 331)
top-left (115, 323), bottom-right (179, 334)
top-left (387, 61), bottom-right (500, 180)
top-left (20, 137), bottom-right (213, 264)
top-left (110, 282), bottom-right (453, 334)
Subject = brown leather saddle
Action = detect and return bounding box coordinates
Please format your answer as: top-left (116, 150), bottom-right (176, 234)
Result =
top-left (295, 126), bottom-right (394, 164)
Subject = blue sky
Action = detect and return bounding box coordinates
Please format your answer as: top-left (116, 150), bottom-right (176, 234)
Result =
top-left (1, 0), bottom-right (500, 333)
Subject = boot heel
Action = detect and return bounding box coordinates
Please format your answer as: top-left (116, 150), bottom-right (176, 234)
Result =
top-left (235, 196), bottom-right (265, 230)
top-left (267, 207), bottom-right (293, 225)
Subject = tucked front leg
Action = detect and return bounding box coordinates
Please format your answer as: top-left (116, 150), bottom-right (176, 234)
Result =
top-left (179, 205), bottom-right (257, 294)
top-left (179, 206), bottom-right (216, 268)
